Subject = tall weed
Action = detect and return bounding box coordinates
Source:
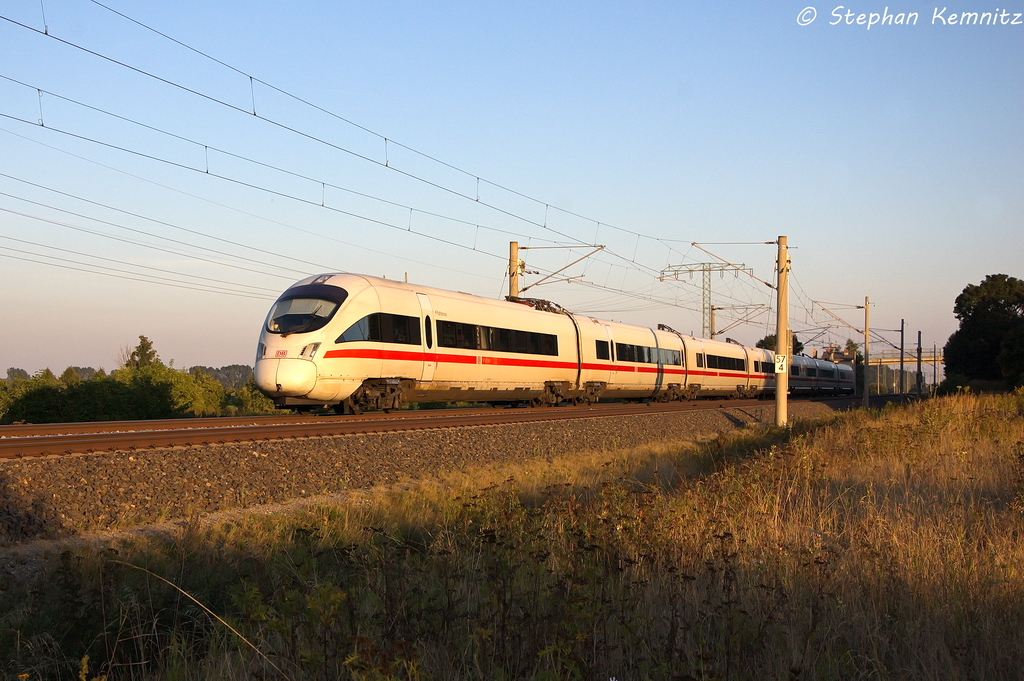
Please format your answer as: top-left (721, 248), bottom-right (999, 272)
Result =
top-left (3, 394), bottom-right (1024, 679)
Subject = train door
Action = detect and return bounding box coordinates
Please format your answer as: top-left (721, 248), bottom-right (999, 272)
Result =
top-left (650, 328), bottom-right (664, 397)
top-left (604, 325), bottom-right (617, 389)
top-left (678, 334), bottom-right (691, 391)
top-left (416, 293), bottom-right (435, 382)
top-left (690, 339), bottom-right (705, 393)
top-left (742, 346), bottom-right (754, 393)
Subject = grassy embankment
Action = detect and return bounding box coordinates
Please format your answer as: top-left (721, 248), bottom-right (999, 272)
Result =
top-left (3, 392), bottom-right (1024, 680)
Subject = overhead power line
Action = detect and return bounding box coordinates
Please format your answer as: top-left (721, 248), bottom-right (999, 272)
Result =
top-left (0, 182), bottom-right (312, 276)
top-left (0, 13), bottom-right (603, 251)
top-left (82, 0), bottom-right (678, 246)
top-left (0, 249), bottom-right (273, 299)
top-left (0, 233), bottom-right (280, 294)
top-left (0, 73), bottom-right (564, 248)
top-left (0, 111), bottom-right (508, 262)
top-left (0, 10), bottom-right (722, 293)
top-left (0, 125), bottom-right (498, 281)
top-left (0, 199), bottom-right (301, 279)
top-left (0, 8), bottom-right (785, 325)
top-left (0, 116), bottom-right (750, 315)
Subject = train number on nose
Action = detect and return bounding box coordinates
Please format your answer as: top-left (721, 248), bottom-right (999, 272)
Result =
top-left (275, 350), bottom-right (288, 358)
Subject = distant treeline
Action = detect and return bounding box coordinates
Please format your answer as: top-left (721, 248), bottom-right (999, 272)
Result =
top-left (187, 364), bottom-right (254, 390)
top-left (1, 337), bottom-right (276, 424)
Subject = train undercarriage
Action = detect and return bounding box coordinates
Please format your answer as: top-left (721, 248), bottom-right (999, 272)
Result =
top-left (275, 376), bottom-right (780, 415)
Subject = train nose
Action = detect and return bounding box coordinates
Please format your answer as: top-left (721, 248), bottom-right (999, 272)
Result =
top-left (254, 358), bottom-right (317, 396)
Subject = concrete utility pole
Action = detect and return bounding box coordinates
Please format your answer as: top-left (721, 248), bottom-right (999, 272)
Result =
top-left (921, 329), bottom-right (929, 395)
top-left (862, 296), bottom-right (870, 408)
top-left (775, 236), bottom-right (790, 427)
top-left (508, 241), bottom-right (521, 298)
top-left (933, 343), bottom-right (938, 393)
top-left (899, 319), bottom-right (906, 395)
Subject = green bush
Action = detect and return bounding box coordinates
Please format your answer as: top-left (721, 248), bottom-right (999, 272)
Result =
top-left (0, 337), bottom-right (237, 423)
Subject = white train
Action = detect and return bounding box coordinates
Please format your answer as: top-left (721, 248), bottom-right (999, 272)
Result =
top-left (254, 274), bottom-right (855, 413)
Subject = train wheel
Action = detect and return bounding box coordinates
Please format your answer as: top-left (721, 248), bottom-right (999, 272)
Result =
top-left (343, 398), bottom-right (362, 416)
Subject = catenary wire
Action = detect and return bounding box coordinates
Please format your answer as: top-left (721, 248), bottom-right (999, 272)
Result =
top-left (0, 125), bottom-right (496, 281)
top-left (0, 250), bottom-right (274, 299)
top-left (0, 169), bottom-right (333, 274)
top-left (0, 65), bottom-right (765, 311)
top-left (0, 16), bottom-right (780, 324)
top-left (0, 81), bottom-right (686, 298)
top-left (0, 73), bottom-right (564, 248)
top-left (0, 114), bottom-right (735, 315)
top-left (0, 232), bottom-right (281, 292)
top-left (82, 0), bottom-right (689, 248)
top-left (0, 197), bottom-right (304, 278)
top-left (0, 111), bottom-right (508, 262)
top-left (0, 14), bottom-right (607, 252)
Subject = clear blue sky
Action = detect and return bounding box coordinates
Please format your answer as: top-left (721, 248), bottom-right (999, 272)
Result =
top-left (1, 1), bottom-right (1021, 373)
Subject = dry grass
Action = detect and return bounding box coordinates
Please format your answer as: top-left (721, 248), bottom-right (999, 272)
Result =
top-left (3, 391), bottom-right (1024, 680)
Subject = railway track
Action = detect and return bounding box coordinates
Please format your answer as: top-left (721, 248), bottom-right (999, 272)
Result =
top-left (0, 397), bottom-right (859, 459)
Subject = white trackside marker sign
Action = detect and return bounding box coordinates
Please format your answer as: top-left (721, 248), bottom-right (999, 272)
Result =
top-left (775, 354), bottom-right (788, 374)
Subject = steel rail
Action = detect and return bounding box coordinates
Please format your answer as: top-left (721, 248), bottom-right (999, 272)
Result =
top-left (0, 397), bottom-right (860, 460)
top-left (0, 408), bottom-right (485, 438)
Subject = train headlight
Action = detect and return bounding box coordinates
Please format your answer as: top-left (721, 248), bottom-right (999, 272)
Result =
top-left (257, 343), bottom-right (266, 360)
top-left (301, 342), bottom-right (321, 358)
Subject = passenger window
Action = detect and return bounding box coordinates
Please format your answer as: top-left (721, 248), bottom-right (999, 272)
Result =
top-left (596, 340), bottom-right (610, 360)
top-left (336, 313), bottom-right (421, 345)
top-left (336, 315), bottom-right (376, 343)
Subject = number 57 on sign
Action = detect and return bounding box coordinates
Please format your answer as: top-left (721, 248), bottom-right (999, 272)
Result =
top-left (774, 354), bottom-right (788, 374)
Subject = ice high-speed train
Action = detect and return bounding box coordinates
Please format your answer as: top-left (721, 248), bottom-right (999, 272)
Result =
top-left (254, 274), bottom-right (855, 413)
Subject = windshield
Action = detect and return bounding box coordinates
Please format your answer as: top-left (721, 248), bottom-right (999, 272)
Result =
top-left (267, 297), bottom-right (340, 335)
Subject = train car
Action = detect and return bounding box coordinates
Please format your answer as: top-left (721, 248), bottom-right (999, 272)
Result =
top-left (786, 354), bottom-right (852, 395)
top-left (256, 273), bottom-right (584, 412)
top-left (748, 346), bottom-right (777, 395)
top-left (788, 355), bottom-right (815, 395)
top-left (836, 363), bottom-right (856, 394)
top-left (682, 337), bottom-right (753, 398)
top-left (255, 273), bottom-right (840, 412)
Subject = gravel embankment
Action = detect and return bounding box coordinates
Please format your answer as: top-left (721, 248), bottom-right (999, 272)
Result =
top-left (0, 402), bottom-right (837, 544)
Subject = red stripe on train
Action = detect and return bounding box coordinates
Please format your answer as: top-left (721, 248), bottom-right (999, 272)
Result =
top-left (321, 349), bottom-right (796, 383)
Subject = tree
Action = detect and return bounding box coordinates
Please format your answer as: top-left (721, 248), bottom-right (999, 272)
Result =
top-left (124, 336), bottom-right (160, 369)
top-left (944, 274), bottom-right (1024, 383)
top-left (997, 324), bottom-right (1024, 388)
top-left (756, 333), bottom-right (805, 355)
top-left (6, 368), bottom-right (29, 382)
top-left (70, 366), bottom-right (97, 381)
top-left (59, 367), bottom-right (82, 387)
top-left (34, 368), bottom-right (58, 384)
top-left (189, 364), bottom-right (254, 390)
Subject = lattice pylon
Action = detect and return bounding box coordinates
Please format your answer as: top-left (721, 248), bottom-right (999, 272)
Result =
top-left (659, 262), bottom-right (754, 339)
